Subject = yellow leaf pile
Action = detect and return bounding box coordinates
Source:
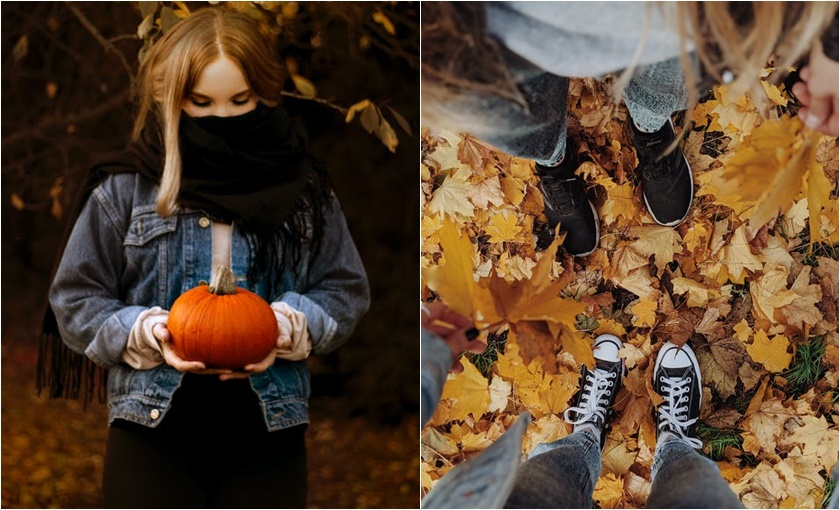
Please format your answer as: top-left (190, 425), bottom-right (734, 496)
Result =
top-left (421, 73), bottom-right (838, 508)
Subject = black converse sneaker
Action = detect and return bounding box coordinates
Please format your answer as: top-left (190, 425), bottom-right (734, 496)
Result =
top-left (535, 150), bottom-right (600, 256)
top-left (653, 342), bottom-right (703, 449)
top-left (630, 118), bottom-right (694, 227)
top-left (563, 334), bottom-right (624, 448)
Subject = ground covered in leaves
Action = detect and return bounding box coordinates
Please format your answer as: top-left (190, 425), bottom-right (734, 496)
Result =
top-left (1, 340), bottom-right (418, 509)
top-left (420, 74), bottom-right (839, 508)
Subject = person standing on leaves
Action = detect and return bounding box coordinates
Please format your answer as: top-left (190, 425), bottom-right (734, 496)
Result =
top-left (421, 2), bottom-right (839, 257)
top-left (421, 303), bottom-right (840, 508)
top-left (41, 8), bottom-right (369, 508)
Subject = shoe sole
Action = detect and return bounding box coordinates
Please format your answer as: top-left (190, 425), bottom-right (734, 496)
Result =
top-left (642, 119), bottom-right (695, 228)
top-left (653, 342), bottom-right (702, 396)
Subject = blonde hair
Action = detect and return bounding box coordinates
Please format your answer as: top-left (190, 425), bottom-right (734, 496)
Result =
top-left (422, 2), bottom-right (838, 130)
top-left (133, 8), bottom-right (285, 216)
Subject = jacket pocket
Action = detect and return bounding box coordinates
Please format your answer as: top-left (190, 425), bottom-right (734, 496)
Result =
top-left (124, 205), bottom-right (177, 246)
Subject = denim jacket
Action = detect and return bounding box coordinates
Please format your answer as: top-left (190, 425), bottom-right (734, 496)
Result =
top-left (49, 172), bottom-right (370, 431)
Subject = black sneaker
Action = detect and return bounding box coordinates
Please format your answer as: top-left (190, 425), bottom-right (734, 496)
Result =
top-left (563, 334), bottom-right (624, 449)
top-left (535, 151), bottom-right (600, 256)
top-left (630, 118), bottom-right (694, 226)
top-left (653, 342), bottom-right (703, 449)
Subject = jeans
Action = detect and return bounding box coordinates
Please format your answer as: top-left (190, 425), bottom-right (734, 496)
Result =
top-left (443, 45), bottom-right (690, 167)
top-left (503, 432), bottom-right (743, 509)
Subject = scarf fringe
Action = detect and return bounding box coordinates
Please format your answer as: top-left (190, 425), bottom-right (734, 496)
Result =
top-left (37, 327), bottom-right (107, 407)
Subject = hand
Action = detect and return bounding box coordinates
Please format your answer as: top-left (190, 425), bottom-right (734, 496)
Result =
top-left (792, 43), bottom-right (839, 136)
top-left (421, 301), bottom-right (487, 374)
top-left (153, 323), bottom-right (274, 380)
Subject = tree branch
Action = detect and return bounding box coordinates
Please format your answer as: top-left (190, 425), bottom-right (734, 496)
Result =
top-left (66, 3), bottom-right (134, 81)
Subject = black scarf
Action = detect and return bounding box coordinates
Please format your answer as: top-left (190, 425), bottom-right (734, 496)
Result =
top-left (37, 104), bottom-right (331, 403)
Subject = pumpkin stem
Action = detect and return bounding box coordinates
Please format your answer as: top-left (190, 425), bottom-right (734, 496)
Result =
top-left (209, 265), bottom-right (238, 295)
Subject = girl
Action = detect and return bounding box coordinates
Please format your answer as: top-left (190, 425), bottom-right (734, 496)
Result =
top-left (45, 7), bottom-right (369, 508)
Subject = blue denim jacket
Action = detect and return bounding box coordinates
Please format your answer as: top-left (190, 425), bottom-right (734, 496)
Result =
top-left (49, 173), bottom-right (370, 431)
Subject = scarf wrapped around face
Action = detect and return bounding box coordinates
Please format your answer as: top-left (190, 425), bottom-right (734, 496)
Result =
top-left (37, 103), bottom-right (332, 403)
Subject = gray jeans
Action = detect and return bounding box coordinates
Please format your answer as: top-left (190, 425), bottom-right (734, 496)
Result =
top-left (444, 46), bottom-right (690, 167)
top-left (504, 432), bottom-right (744, 508)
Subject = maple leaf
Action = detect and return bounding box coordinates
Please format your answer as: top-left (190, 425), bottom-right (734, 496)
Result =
top-left (779, 414), bottom-right (838, 472)
top-left (602, 433), bottom-right (638, 476)
top-left (628, 225), bottom-right (681, 275)
top-left (593, 472), bottom-right (625, 509)
top-left (629, 298), bottom-right (657, 328)
top-left (487, 375), bottom-right (511, 414)
top-left (600, 181), bottom-right (639, 225)
top-left (522, 414), bottom-right (567, 453)
top-left (671, 277), bottom-right (722, 308)
top-left (746, 330), bottom-right (793, 373)
top-left (427, 167), bottom-right (475, 220)
top-left (719, 224), bottom-right (763, 284)
top-left (468, 176), bottom-right (506, 209)
top-left (439, 357), bottom-right (491, 422)
top-left (711, 116), bottom-right (824, 233)
top-left (741, 398), bottom-right (795, 458)
top-left (484, 211), bottom-right (523, 244)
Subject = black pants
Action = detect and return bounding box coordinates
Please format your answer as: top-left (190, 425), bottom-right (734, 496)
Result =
top-left (103, 374), bottom-right (307, 508)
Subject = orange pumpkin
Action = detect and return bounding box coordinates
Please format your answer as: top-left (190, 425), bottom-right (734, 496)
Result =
top-left (168, 265), bottom-right (278, 369)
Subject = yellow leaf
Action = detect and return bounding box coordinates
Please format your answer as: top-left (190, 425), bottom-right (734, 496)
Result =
top-left (742, 397), bottom-right (795, 457)
top-left (629, 298), bottom-right (657, 328)
top-left (733, 319), bottom-right (752, 343)
top-left (593, 472), bottom-right (625, 509)
top-left (468, 176), bottom-right (506, 208)
top-left (720, 224), bottom-right (762, 284)
top-left (426, 168), bottom-right (474, 220)
top-left (485, 211), bottom-right (522, 244)
top-left (487, 374), bottom-right (511, 413)
top-left (806, 137), bottom-right (833, 249)
top-left (422, 218), bottom-right (477, 319)
top-left (761, 80), bottom-right (788, 106)
top-left (671, 277), bottom-right (721, 308)
top-left (600, 181), bottom-right (638, 225)
top-left (779, 415), bottom-right (838, 472)
top-left (746, 330), bottom-right (792, 373)
top-left (345, 99), bottom-right (373, 123)
top-left (10, 193), bottom-right (24, 211)
top-left (439, 358), bottom-right (491, 422)
top-left (372, 11), bottom-right (396, 35)
top-left (628, 225), bottom-right (681, 275)
top-left (291, 74), bottom-right (317, 98)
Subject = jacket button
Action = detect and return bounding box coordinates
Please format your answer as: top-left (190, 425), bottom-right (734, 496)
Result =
top-left (198, 217), bottom-right (211, 228)
top-left (198, 280), bottom-right (208, 286)
top-left (150, 409), bottom-right (160, 420)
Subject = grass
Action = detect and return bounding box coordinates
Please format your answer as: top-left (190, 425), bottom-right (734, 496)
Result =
top-left (697, 423), bottom-right (743, 461)
top-left (782, 336), bottom-right (826, 397)
top-left (822, 474), bottom-right (836, 509)
top-left (467, 329), bottom-right (508, 379)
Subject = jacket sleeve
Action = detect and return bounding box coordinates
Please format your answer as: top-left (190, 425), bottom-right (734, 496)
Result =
top-left (421, 328), bottom-right (454, 426)
top-left (49, 177), bottom-right (145, 368)
top-left (277, 194), bottom-right (370, 354)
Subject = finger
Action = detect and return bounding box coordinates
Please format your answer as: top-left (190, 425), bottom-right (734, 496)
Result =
top-left (799, 66), bottom-right (811, 82)
top-left (803, 95), bottom-right (833, 130)
top-left (219, 372), bottom-right (250, 381)
top-left (465, 340), bottom-right (488, 354)
top-left (791, 82), bottom-right (811, 104)
top-left (152, 323), bottom-right (170, 342)
top-left (819, 109), bottom-right (839, 137)
top-left (276, 335), bottom-right (292, 350)
top-left (160, 342), bottom-right (206, 372)
top-left (451, 358), bottom-right (464, 375)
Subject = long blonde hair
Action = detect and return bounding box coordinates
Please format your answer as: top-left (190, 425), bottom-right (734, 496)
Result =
top-left (133, 8), bottom-right (285, 216)
top-left (421, 2), bottom-right (838, 130)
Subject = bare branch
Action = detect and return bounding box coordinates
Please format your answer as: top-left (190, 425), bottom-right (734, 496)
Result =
top-left (66, 3), bottom-right (134, 81)
top-left (281, 91), bottom-right (349, 114)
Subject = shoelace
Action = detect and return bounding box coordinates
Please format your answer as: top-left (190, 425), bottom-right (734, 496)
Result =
top-left (657, 375), bottom-right (703, 449)
top-left (563, 368), bottom-right (617, 426)
top-left (638, 143), bottom-right (673, 181)
top-left (539, 176), bottom-right (577, 214)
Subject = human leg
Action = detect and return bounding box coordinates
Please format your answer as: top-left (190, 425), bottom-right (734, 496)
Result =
top-left (102, 419), bottom-right (206, 508)
top-left (623, 58), bottom-right (695, 226)
top-left (647, 342), bottom-right (743, 508)
top-left (504, 335), bottom-right (625, 508)
top-left (647, 436), bottom-right (744, 508)
top-left (210, 425), bottom-right (308, 509)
